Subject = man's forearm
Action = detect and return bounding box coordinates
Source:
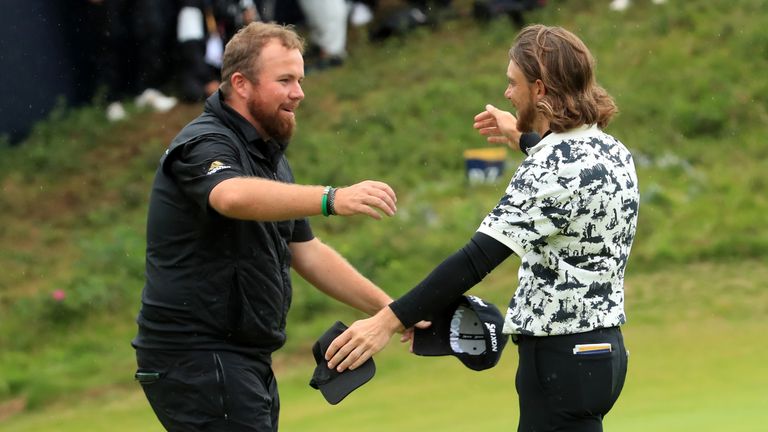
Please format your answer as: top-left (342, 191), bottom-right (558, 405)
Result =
top-left (291, 239), bottom-right (392, 315)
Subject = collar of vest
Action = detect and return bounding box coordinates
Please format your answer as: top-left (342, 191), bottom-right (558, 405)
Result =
top-left (206, 91), bottom-right (287, 164)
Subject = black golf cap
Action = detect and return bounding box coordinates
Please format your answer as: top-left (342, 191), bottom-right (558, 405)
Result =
top-left (413, 295), bottom-right (508, 371)
top-left (309, 321), bottom-right (376, 405)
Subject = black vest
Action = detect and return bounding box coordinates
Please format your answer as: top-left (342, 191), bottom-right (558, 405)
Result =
top-left (133, 97), bottom-right (298, 356)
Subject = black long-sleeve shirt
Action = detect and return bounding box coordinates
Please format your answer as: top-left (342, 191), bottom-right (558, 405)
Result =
top-left (389, 232), bottom-right (513, 328)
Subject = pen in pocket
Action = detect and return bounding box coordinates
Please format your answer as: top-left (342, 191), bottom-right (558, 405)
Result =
top-left (572, 343), bottom-right (612, 355)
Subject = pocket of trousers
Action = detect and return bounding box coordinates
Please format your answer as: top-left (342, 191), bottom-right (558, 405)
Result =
top-left (536, 344), bottom-right (617, 416)
top-left (141, 352), bottom-right (228, 422)
top-left (574, 351), bottom-right (618, 416)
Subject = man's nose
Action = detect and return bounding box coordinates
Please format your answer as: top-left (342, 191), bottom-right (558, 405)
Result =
top-left (291, 83), bottom-right (304, 100)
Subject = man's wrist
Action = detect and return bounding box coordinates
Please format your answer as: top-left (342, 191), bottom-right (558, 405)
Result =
top-left (327, 187), bottom-right (337, 215)
top-left (380, 305), bottom-right (405, 333)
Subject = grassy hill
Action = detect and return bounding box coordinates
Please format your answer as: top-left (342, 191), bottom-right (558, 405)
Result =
top-left (1, 0), bottom-right (767, 428)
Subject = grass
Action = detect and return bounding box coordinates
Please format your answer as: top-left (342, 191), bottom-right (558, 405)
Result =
top-left (3, 323), bottom-right (765, 432)
top-left (279, 322), bottom-right (768, 432)
top-left (2, 260), bottom-right (767, 431)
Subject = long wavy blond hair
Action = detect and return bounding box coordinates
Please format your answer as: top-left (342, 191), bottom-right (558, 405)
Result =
top-left (509, 25), bottom-right (617, 132)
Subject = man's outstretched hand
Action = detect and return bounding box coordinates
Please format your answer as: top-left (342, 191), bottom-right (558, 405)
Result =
top-left (325, 307), bottom-right (430, 372)
top-left (334, 180), bottom-right (397, 220)
top-left (473, 104), bottom-right (522, 151)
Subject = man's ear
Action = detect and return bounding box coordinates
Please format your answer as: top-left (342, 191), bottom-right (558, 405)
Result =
top-left (231, 72), bottom-right (251, 99)
top-left (533, 79), bottom-right (546, 101)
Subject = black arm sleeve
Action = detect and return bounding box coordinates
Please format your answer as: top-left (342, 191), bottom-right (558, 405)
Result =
top-left (388, 232), bottom-right (514, 329)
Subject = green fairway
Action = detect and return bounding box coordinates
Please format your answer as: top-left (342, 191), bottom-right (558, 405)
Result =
top-left (283, 321), bottom-right (768, 432)
top-left (2, 320), bottom-right (766, 432)
top-left (3, 261), bottom-right (766, 432)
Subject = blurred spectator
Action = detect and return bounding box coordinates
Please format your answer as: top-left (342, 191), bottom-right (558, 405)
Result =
top-left (174, 1), bottom-right (219, 102)
top-left (368, 2), bottom-right (429, 41)
top-left (87, 0), bottom-right (136, 120)
top-left (176, 0), bottom-right (258, 103)
top-left (610, 0), bottom-right (667, 11)
top-left (82, 0), bottom-right (178, 121)
top-left (132, 0), bottom-right (179, 108)
top-left (214, 0), bottom-right (260, 42)
top-left (366, 0), bottom-right (455, 42)
top-left (297, 0), bottom-right (350, 72)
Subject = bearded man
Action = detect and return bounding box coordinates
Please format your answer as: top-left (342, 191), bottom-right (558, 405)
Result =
top-left (132, 22), bottom-right (398, 432)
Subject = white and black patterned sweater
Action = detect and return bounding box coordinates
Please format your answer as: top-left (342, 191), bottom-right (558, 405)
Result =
top-left (478, 124), bottom-right (640, 336)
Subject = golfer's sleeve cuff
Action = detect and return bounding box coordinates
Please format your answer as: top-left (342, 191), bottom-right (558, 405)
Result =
top-left (476, 226), bottom-right (526, 258)
top-left (388, 301), bottom-right (414, 330)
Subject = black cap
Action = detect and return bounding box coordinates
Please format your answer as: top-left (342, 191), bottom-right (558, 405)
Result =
top-left (413, 295), bottom-right (508, 371)
top-left (309, 321), bottom-right (376, 405)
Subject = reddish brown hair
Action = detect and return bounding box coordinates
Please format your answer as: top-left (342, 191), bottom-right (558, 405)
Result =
top-left (220, 22), bottom-right (304, 97)
top-left (509, 25), bottom-right (617, 132)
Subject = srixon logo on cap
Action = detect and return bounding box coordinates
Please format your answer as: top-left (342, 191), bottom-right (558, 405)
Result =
top-left (485, 322), bottom-right (499, 352)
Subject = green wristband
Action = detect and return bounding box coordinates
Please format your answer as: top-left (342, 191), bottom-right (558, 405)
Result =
top-left (321, 186), bottom-right (331, 217)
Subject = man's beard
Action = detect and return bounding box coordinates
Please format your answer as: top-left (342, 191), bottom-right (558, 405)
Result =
top-left (515, 95), bottom-right (538, 133)
top-left (248, 97), bottom-right (296, 142)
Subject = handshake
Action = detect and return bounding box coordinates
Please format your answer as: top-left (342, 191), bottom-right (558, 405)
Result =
top-left (310, 295), bottom-right (508, 404)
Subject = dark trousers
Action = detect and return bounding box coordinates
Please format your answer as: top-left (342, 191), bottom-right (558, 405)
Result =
top-left (135, 349), bottom-right (279, 432)
top-left (515, 327), bottom-right (628, 432)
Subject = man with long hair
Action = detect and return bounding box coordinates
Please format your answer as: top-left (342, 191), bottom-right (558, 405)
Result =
top-left (326, 24), bottom-right (640, 431)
